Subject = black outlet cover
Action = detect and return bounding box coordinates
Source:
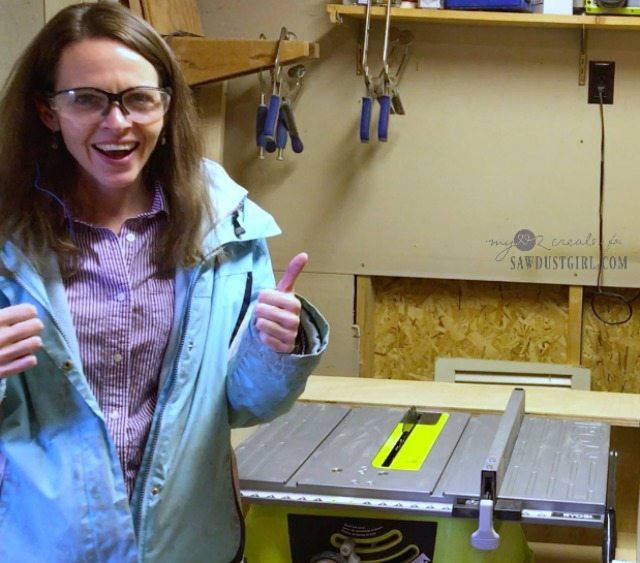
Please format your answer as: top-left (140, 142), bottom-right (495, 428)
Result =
top-left (588, 61), bottom-right (615, 104)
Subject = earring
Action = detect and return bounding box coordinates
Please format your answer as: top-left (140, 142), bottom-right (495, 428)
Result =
top-left (160, 132), bottom-right (166, 146)
top-left (51, 131), bottom-right (59, 150)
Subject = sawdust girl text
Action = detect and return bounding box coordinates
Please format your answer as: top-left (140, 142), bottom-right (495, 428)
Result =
top-left (509, 255), bottom-right (628, 271)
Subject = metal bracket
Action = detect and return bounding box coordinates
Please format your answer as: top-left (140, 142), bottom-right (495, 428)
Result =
top-left (579, 26), bottom-right (588, 86)
top-left (357, 20), bottom-right (365, 75)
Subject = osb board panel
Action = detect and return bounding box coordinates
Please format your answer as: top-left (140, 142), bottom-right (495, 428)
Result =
top-left (373, 278), bottom-right (568, 380)
top-left (372, 278), bottom-right (640, 394)
top-left (583, 287), bottom-right (640, 393)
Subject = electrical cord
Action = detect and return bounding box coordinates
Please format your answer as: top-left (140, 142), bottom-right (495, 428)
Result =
top-left (590, 85), bottom-right (640, 325)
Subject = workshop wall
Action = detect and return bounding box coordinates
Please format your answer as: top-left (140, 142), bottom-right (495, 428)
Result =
top-left (199, 0), bottom-right (640, 289)
top-left (0, 0), bottom-right (93, 85)
top-left (200, 1), bottom-right (640, 390)
top-left (0, 0), bottom-right (42, 84)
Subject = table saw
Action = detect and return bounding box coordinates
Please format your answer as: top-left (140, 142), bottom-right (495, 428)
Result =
top-left (235, 388), bottom-right (617, 563)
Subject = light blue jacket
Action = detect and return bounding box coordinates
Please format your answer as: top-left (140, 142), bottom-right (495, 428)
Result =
top-left (0, 160), bottom-right (329, 563)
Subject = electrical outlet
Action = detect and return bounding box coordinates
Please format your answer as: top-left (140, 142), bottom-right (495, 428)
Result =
top-left (588, 61), bottom-right (615, 104)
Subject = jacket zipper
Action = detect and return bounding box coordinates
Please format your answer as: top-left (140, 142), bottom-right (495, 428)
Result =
top-left (133, 202), bottom-right (252, 555)
top-left (133, 265), bottom-right (201, 547)
top-left (229, 272), bottom-right (252, 347)
top-left (133, 245), bottom-right (251, 556)
top-left (228, 273), bottom-right (253, 562)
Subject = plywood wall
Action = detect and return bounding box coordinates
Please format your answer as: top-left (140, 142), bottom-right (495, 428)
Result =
top-left (372, 277), bottom-right (640, 393)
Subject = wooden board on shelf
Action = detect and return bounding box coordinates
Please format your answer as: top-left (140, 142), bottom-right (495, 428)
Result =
top-left (301, 375), bottom-right (640, 426)
top-left (166, 36), bottom-right (320, 86)
top-left (139, 0), bottom-right (203, 35)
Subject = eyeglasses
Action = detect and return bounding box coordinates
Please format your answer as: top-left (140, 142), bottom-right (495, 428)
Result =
top-left (47, 86), bottom-right (172, 124)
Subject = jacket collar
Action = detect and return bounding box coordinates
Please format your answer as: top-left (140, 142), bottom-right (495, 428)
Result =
top-left (200, 159), bottom-right (280, 257)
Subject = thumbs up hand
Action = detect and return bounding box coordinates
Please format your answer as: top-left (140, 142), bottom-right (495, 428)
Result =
top-left (254, 253), bottom-right (307, 354)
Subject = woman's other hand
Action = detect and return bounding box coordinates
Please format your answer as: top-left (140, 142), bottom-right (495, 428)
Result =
top-left (0, 304), bottom-right (44, 378)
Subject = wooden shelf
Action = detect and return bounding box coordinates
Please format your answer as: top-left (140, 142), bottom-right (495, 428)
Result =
top-left (327, 3), bottom-right (640, 29)
top-left (301, 376), bottom-right (640, 426)
top-left (127, 0), bottom-right (320, 86)
top-left (165, 36), bottom-right (320, 87)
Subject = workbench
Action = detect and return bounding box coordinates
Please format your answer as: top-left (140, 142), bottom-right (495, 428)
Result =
top-left (234, 376), bottom-right (639, 563)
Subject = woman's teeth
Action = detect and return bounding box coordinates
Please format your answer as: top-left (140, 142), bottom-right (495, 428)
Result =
top-left (94, 142), bottom-right (136, 159)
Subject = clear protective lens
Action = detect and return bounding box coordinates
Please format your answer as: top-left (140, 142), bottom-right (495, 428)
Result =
top-left (49, 87), bottom-right (171, 124)
top-left (123, 89), bottom-right (167, 115)
top-left (66, 90), bottom-right (106, 114)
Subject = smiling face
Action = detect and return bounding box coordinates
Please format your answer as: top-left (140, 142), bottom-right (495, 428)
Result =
top-left (39, 38), bottom-right (165, 203)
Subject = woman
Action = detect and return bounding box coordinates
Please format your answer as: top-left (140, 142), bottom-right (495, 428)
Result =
top-left (0, 2), bottom-right (328, 562)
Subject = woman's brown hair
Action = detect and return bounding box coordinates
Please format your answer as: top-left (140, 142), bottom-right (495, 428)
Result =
top-left (0, 1), bottom-right (213, 276)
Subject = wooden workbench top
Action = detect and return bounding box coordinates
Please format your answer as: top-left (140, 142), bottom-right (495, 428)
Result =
top-left (300, 376), bottom-right (640, 428)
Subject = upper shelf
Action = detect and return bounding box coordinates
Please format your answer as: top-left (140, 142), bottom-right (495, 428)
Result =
top-left (327, 3), bottom-right (640, 29)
